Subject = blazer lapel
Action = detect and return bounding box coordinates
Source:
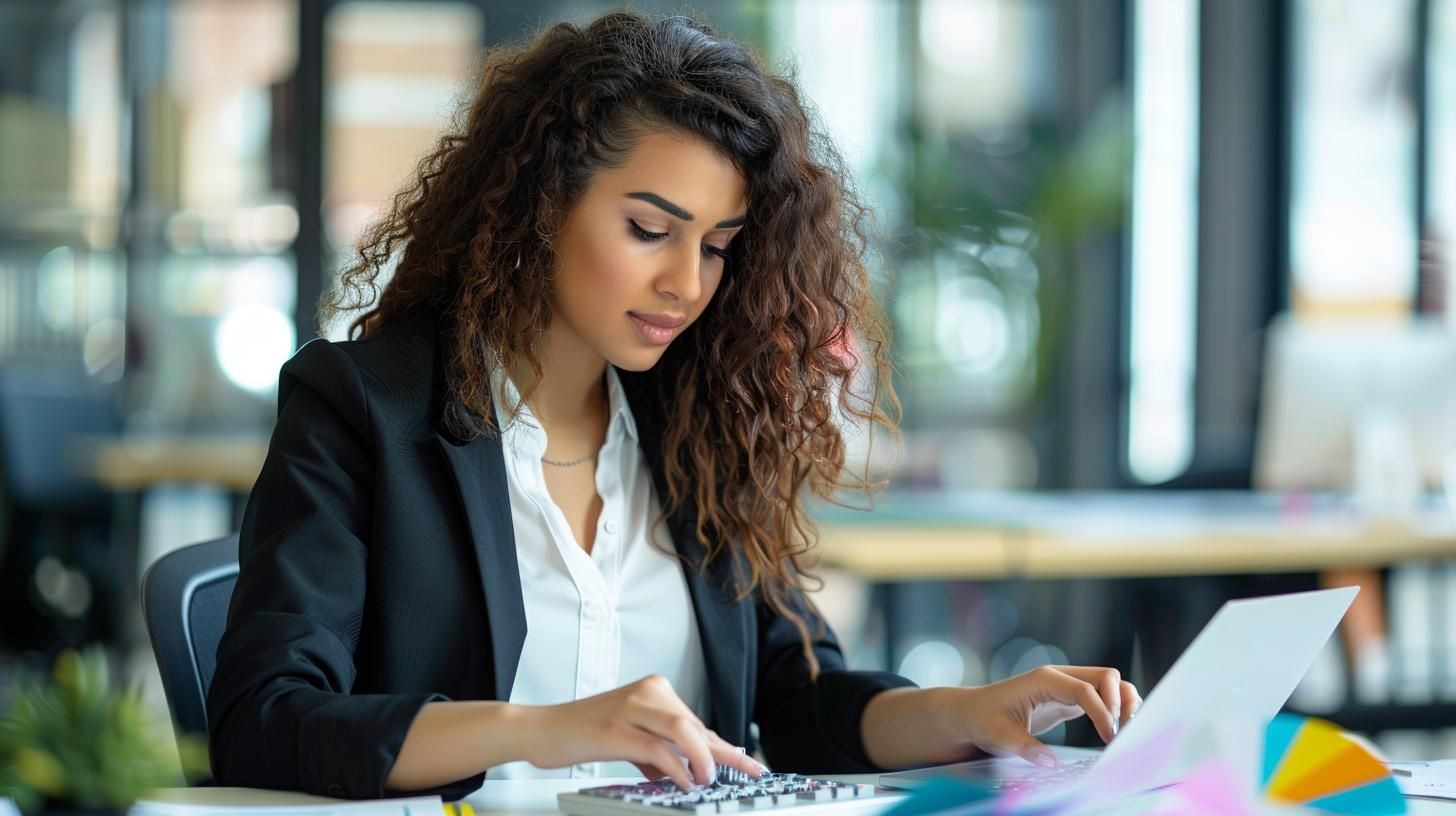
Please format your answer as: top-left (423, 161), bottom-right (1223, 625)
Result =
top-left (674, 518), bottom-right (752, 747)
top-left (617, 367), bottom-right (751, 746)
top-left (431, 325), bottom-right (526, 703)
top-left (436, 432), bottom-right (526, 703)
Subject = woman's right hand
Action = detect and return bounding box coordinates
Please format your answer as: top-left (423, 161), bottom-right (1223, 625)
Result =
top-left (520, 674), bottom-right (767, 790)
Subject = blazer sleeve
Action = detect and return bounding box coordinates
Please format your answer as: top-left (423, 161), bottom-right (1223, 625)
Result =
top-left (752, 584), bottom-right (918, 774)
top-left (205, 340), bottom-right (477, 800)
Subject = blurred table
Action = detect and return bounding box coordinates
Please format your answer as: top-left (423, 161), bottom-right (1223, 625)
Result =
top-left (78, 447), bottom-right (1456, 577)
top-left (815, 490), bottom-right (1456, 735)
top-left (81, 434), bottom-right (269, 493)
top-left (79, 451), bottom-right (1456, 577)
top-left (814, 490), bottom-right (1456, 580)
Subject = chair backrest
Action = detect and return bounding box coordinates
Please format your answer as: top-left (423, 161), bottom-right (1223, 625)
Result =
top-left (140, 533), bottom-right (239, 748)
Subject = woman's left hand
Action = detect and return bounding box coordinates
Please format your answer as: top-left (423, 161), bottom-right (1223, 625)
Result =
top-left (939, 665), bottom-right (1142, 769)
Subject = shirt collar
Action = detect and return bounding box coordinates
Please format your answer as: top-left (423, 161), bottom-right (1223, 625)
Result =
top-left (603, 364), bottom-right (639, 444)
top-left (489, 362), bottom-right (544, 459)
top-left (489, 361), bottom-right (639, 455)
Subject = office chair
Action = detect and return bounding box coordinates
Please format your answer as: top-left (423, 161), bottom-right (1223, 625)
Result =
top-left (140, 533), bottom-right (239, 754)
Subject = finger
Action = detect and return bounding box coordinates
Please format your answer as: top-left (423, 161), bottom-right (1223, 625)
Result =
top-left (632, 762), bottom-right (666, 781)
top-left (987, 727), bottom-right (1059, 769)
top-left (636, 710), bottom-right (716, 786)
top-left (621, 732), bottom-right (691, 790)
top-left (627, 733), bottom-right (695, 791)
top-left (704, 730), bottom-right (768, 776)
top-left (1097, 670), bottom-right (1122, 730)
top-left (1042, 671), bottom-right (1118, 744)
top-left (1118, 681), bottom-right (1141, 728)
top-left (630, 678), bottom-right (720, 785)
top-left (704, 733), bottom-right (768, 779)
top-left (1055, 667), bottom-right (1123, 720)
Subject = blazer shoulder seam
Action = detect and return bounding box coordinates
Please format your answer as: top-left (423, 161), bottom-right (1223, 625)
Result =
top-left (282, 339), bottom-right (374, 442)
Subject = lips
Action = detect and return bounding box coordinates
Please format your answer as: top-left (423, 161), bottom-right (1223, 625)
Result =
top-left (628, 312), bottom-right (687, 328)
top-left (628, 313), bottom-right (679, 345)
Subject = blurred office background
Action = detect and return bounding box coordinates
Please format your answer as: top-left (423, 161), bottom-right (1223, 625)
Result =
top-left (2, 0), bottom-right (1456, 767)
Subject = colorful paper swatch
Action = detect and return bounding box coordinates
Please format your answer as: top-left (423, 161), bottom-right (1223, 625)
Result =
top-left (1261, 713), bottom-right (1405, 814)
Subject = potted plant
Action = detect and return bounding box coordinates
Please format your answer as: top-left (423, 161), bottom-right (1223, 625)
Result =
top-left (0, 647), bottom-right (208, 815)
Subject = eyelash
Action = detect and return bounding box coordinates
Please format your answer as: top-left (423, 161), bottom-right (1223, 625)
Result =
top-left (629, 220), bottom-right (731, 261)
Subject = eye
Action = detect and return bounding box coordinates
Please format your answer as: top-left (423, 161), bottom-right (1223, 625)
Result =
top-left (631, 219), bottom-right (731, 262)
top-left (628, 220), bottom-right (667, 242)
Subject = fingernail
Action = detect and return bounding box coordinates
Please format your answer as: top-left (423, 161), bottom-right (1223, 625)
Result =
top-left (757, 761), bottom-right (771, 776)
top-left (1034, 750), bottom-right (1058, 769)
top-left (1111, 719), bottom-right (1119, 738)
top-left (706, 761), bottom-right (717, 783)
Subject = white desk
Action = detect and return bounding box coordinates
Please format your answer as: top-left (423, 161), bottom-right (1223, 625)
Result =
top-left (129, 778), bottom-right (898, 815)
top-left (125, 775), bottom-right (1456, 815)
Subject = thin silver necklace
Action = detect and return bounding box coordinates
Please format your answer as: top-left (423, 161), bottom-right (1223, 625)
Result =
top-left (539, 375), bottom-right (609, 467)
top-left (540, 447), bottom-right (601, 467)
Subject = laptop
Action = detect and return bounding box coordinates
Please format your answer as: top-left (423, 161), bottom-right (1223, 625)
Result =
top-left (878, 586), bottom-right (1359, 799)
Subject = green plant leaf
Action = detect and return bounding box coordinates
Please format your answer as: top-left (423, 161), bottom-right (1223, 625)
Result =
top-left (0, 646), bottom-right (192, 812)
top-left (13, 747), bottom-right (64, 796)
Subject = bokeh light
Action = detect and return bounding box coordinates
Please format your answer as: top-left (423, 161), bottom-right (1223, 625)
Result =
top-left (898, 640), bottom-right (967, 687)
top-left (214, 303), bottom-right (296, 393)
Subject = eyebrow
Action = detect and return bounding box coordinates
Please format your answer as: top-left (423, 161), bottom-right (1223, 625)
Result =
top-left (626, 192), bottom-right (746, 229)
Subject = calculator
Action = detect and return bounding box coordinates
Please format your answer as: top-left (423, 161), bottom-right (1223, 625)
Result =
top-left (556, 769), bottom-right (897, 814)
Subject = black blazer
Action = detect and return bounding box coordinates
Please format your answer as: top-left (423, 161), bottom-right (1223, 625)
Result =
top-left (206, 317), bottom-right (915, 801)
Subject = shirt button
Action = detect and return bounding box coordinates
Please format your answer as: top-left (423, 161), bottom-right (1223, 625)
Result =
top-left (583, 601), bottom-right (599, 621)
top-left (602, 520), bottom-right (617, 534)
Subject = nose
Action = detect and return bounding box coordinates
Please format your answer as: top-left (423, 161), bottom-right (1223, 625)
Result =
top-left (657, 243), bottom-right (704, 305)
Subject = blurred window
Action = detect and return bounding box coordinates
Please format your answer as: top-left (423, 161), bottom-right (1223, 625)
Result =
top-left (1431, 0), bottom-right (1456, 320)
top-left (322, 2), bottom-right (482, 260)
top-left (764, 0), bottom-right (901, 214)
top-left (887, 0), bottom-right (1057, 490)
top-left (0, 1), bottom-right (124, 361)
top-left (0, 2), bottom-right (122, 224)
top-left (1126, 0), bottom-right (1199, 484)
top-left (122, 0), bottom-right (299, 430)
top-left (168, 0), bottom-right (296, 214)
top-left (1289, 0), bottom-right (1418, 316)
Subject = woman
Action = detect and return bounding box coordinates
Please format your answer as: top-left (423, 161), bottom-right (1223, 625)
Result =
top-left (205, 11), bottom-right (1140, 801)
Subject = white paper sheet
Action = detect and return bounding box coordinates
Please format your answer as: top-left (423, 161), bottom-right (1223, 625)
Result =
top-left (129, 787), bottom-right (444, 816)
top-left (1391, 760), bottom-right (1456, 801)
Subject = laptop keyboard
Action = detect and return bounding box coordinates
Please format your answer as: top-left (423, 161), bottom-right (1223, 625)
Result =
top-left (988, 757), bottom-right (1098, 791)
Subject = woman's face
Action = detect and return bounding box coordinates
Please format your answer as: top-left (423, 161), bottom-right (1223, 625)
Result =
top-left (550, 128), bottom-right (748, 371)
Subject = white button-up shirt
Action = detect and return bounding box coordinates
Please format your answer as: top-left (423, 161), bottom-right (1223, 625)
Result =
top-left (487, 363), bottom-right (710, 780)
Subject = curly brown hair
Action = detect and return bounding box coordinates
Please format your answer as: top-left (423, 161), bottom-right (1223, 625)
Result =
top-left (323, 10), bottom-right (901, 676)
